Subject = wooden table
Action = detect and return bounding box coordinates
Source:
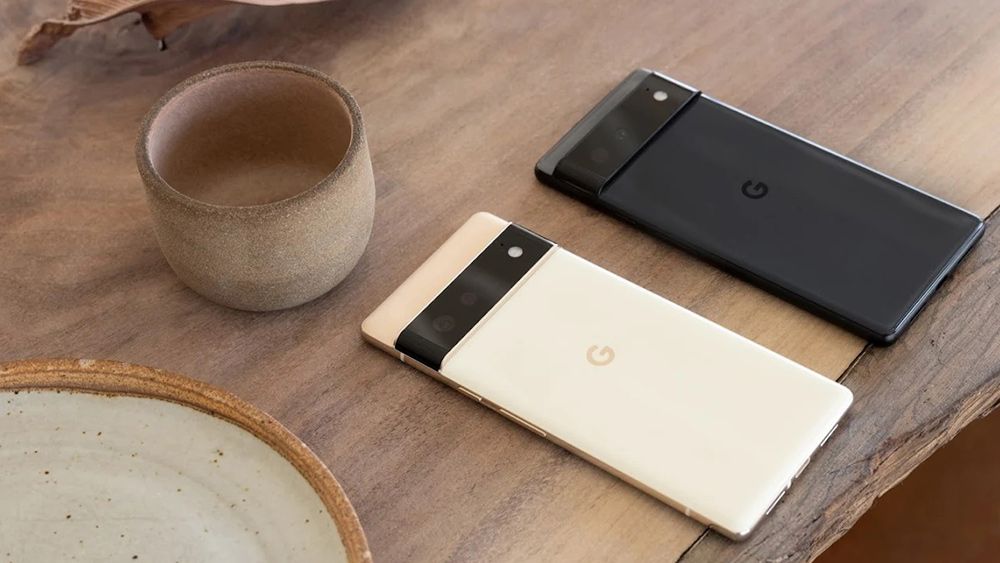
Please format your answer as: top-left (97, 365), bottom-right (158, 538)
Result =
top-left (2, 1), bottom-right (999, 560)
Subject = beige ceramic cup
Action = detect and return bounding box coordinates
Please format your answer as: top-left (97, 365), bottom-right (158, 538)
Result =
top-left (137, 61), bottom-right (374, 311)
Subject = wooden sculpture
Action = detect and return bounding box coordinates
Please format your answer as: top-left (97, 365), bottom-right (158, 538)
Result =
top-left (18, 0), bottom-right (329, 65)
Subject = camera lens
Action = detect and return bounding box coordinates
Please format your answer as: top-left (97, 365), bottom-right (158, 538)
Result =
top-left (432, 315), bottom-right (456, 333)
top-left (590, 147), bottom-right (609, 163)
top-left (459, 292), bottom-right (478, 306)
top-left (614, 128), bottom-right (628, 142)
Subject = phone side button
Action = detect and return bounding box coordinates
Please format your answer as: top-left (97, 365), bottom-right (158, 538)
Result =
top-left (794, 457), bottom-right (811, 480)
top-left (765, 489), bottom-right (786, 516)
top-left (457, 387), bottom-right (482, 402)
top-left (498, 409), bottom-right (547, 437)
top-left (819, 423), bottom-right (838, 448)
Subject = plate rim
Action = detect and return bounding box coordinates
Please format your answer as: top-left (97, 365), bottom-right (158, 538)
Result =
top-left (0, 358), bottom-right (371, 563)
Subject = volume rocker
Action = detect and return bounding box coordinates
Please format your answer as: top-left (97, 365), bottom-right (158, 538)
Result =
top-left (498, 409), bottom-right (547, 437)
top-left (765, 489), bottom-right (786, 515)
top-left (819, 424), bottom-right (838, 448)
top-left (794, 457), bottom-right (811, 480)
top-left (457, 387), bottom-right (482, 402)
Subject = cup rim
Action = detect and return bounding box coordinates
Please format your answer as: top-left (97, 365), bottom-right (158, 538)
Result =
top-left (136, 60), bottom-right (365, 214)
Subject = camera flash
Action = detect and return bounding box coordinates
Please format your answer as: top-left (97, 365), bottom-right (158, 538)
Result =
top-left (653, 90), bottom-right (669, 102)
top-left (508, 246), bottom-right (524, 258)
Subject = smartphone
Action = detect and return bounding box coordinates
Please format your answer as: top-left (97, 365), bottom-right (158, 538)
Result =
top-left (362, 212), bottom-right (852, 539)
top-left (536, 69), bottom-right (983, 344)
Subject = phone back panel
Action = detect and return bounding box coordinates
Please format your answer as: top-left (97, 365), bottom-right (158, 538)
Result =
top-left (537, 70), bottom-right (984, 343)
top-left (442, 247), bottom-right (852, 537)
top-left (599, 96), bottom-right (981, 338)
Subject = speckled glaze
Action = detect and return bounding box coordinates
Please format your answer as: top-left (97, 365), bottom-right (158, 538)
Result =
top-left (0, 359), bottom-right (371, 562)
top-left (136, 61), bottom-right (375, 311)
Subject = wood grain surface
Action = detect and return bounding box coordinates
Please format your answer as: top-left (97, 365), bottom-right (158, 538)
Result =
top-left (1, 1), bottom-right (999, 561)
top-left (679, 218), bottom-right (1000, 562)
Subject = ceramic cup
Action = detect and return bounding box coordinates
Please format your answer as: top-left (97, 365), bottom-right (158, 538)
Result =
top-left (136, 61), bottom-right (374, 311)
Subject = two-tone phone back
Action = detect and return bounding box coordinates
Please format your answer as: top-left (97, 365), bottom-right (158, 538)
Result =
top-left (363, 213), bottom-right (852, 539)
top-left (537, 69), bottom-right (983, 343)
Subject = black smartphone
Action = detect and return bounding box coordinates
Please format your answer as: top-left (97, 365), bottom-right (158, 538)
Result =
top-left (536, 69), bottom-right (983, 344)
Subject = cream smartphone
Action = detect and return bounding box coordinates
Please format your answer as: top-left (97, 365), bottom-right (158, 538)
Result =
top-left (362, 212), bottom-right (852, 539)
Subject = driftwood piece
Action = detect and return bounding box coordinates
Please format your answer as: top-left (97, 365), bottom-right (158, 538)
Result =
top-left (17, 0), bottom-right (329, 65)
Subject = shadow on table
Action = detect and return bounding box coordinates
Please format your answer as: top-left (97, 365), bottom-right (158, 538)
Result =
top-left (818, 410), bottom-right (1000, 563)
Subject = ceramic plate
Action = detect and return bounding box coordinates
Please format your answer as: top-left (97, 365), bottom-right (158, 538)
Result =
top-left (0, 359), bottom-right (369, 563)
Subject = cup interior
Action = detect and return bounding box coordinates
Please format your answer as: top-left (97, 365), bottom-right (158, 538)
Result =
top-left (146, 67), bottom-right (353, 206)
